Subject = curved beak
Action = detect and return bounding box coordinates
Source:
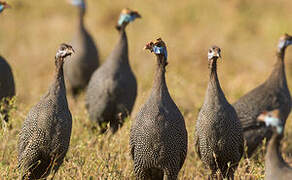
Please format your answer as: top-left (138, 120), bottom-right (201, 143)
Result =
top-left (257, 113), bottom-right (266, 122)
top-left (287, 35), bottom-right (292, 46)
top-left (66, 46), bottom-right (75, 57)
top-left (214, 51), bottom-right (221, 59)
top-left (133, 11), bottom-right (141, 18)
top-left (136, 13), bottom-right (141, 18)
top-left (69, 47), bottom-right (75, 54)
top-left (144, 42), bottom-right (153, 52)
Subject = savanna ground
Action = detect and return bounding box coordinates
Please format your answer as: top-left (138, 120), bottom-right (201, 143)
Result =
top-left (1, 0), bottom-right (292, 179)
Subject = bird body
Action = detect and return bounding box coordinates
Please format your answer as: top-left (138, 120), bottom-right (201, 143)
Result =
top-left (195, 46), bottom-right (243, 179)
top-left (0, 2), bottom-right (15, 123)
top-left (85, 8), bottom-right (140, 134)
top-left (64, 0), bottom-right (99, 97)
top-left (0, 56), bottom-right (15, 122)
top-left (257, 110), bottom-right (292, 180)
top-left (18, 44), bottom-right (74, 179)
top-left (233, 34), bottom-right (292, 157)
top-left (265, 136), bottom-right (292, 180)
top-left (130, 38), bottom-right (188, 180)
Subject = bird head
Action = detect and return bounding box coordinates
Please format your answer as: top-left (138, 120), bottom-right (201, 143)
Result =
top-left (55, 43), bottom-right (75, 60)
top-left (257, 109), bottom-right (283, 134)
top-left (278, 33), bottom-right (292, 52)
top-left (116, 8), bottom-right (141, 30)
top-left (69, 0), bottom-right (85, 9)
top-left (208, 46), bottom-right (221, 61)
top-left (144, 38), bottom-right (168, 61)
top-left (0, 1), bottom-right (11, 13)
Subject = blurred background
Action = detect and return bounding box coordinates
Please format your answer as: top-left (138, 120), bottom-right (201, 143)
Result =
top-left (1, 0), bottom-right (292, 179)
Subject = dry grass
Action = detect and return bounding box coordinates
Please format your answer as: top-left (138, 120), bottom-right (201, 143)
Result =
top-left (1, 0), bottom-right (292, 179)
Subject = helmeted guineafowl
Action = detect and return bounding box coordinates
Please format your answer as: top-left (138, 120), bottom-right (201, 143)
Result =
top-left (257, 109), bottom-right (292, 180)
top-left (130, 38), bottom-right (188, 180)
top-left (0, 1), bottom-right (10, 13)
top-left (195, 46), bottom-right (244, 179)
top-left (18, 44), bottom-right (74, 179)
top-left (85, 8), bottom-right (140, 134)
top-left (0, 1), bottom-right (15, 123)
top-left (233, 34), bottom-right (292, 158)
top-left (64, 0), bottom-right (99, 98)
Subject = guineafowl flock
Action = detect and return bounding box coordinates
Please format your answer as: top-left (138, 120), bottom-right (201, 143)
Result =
top-left (1, 0), bottom-right (292, 179)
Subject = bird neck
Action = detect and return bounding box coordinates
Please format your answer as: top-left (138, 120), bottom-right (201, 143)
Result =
top-left (151, 55), bottom-right (168, 96)
top-left (267, 48), bottom-right (287, 87)
top-left (51, 58), bottom-right (66, 95)
top-left (116, 22), bottom-right (127, 32)
top-left (119, 28), bottom-right (127, 41)
top-left (77, 8), bottom-right (86, 29)
top-left (116, 28), bottom-right (129, 64)
top-left (205, 59), bottom-right (227, 104)
top-left (266, 133), bottom-right (287, 169)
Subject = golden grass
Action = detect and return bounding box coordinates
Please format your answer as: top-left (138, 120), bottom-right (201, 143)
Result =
top-left (1, 0), bottom-right (292, 179)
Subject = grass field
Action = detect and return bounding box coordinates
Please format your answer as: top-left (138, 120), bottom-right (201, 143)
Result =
top-left (1, 0), bottom-right (292, 179)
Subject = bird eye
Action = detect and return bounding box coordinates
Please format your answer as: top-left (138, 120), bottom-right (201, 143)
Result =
top-left (209, 50), bottom-right (212, 53)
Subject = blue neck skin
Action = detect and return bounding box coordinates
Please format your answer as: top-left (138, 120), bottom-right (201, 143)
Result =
top-left (264, 116), bottom-right (283, 134)
top-left (278, 39), bottom-right (292, 52)
top-left (71, 0), bottom-right (85, 9)
top-left (153, 46), bottom-right (168, 60)
top-left (118, 14), bottom-right (137, 26)
top-left (0, 5), bottom-right (4, 13)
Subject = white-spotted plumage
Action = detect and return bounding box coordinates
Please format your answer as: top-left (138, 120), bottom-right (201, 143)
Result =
top-left (18, 44), bottom-right (73, 179)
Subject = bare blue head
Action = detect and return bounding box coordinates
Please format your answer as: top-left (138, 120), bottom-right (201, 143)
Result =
top-left (278, 33), bottom-right (292, 52)
top-left (145, 38), bottom-right (168, 68)
top-left (55, 43), bottom-right (75, 60)
top-left (116, 8), bottom-right (141, 30)
top-left (208, 46), bottom-right (221, 60)
top-left (257, 109), bottom-right (283, 134)
top-left (70, 0), bottom-right (85, 9)
top-left (0, 1), bottom-right (11, 13)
